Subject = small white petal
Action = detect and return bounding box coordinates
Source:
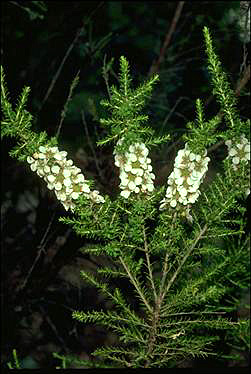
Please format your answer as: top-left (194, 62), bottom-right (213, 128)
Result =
top-left (39, 146), bottom-right (47, 153)
top-left (63, 169), bottom-right (71, 178)
top-left (27, 156), bottom-right (34, 164)
top-left (63, 178), bottom-right (72, 187)
top-left (55, 182), bottom-right (62, 191)
top-left (51, 165), bottom-right (60, 174)
top-left (60, 151), bottom-right (67, 158)
top-left (66, 159), bottom-right (73, 166)
top-left (81, 184), bottom-right (90, 193)
top-left (128, 153), bottom-right (137, 162)
top-left (37, 169), bottom-right (45, 177)
top-left (135, 176), bottom-right (142, 185)
top-left (189, 153), bottom-right (196, 161)
top-left (128, 181), bottom-right (136, 190)
top-left (31, 163), bottom-right (38, 171)
top-left (47, 183), bottom-right (54, 190)
top-left (232, 156), bottom-right (239, 165)
top-left (229, 148), bottom-right (237, 156)
top-left (47, 175), bottom-right (56, 183)
top-left (54, 153), bottom-right (63, 161)
top-left (58, 192), bottom-right (67, 201)
top-left (76, 174), bottom-right (85, 183)
top-left (170, 199), bottom-right (177, 208)
top-left (146, 183), bottom-right (154, 192)
top-left (50, 147), bottom-right (59, 153)
top-left (121, 189), bottom-right (130, 198)
top-left (124, 163), bottom-right (132, 172)
top-left (71, 192), bottom-right (80, 199)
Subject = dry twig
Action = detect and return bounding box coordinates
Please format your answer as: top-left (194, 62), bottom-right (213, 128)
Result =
top-left (148, 1), bottom-right (185, 77)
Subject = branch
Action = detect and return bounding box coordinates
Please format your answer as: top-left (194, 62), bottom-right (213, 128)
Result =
top-left (143, 226), bottom-right (157, 302)
top-left (148, 1), bottom-right (185, 77)
top-left (39, 2), bottom-right (105, 111)
top-left (119, 256), bottom-right (153, 314)
top-left (163, 224), bottom-right (208, 300)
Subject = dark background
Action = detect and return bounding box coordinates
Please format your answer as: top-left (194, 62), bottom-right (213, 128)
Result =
top-left (1, 1), bottom-right (250, 368)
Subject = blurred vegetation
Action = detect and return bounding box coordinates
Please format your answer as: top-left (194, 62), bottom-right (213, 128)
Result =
top-left (1, 0), bottom-right (249, 369)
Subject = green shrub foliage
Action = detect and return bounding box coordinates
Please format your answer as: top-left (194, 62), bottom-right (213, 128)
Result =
top-left (1, 27), bottom-right (250, 368)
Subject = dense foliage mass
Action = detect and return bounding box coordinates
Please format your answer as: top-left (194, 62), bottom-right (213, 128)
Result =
top-left (1, 2), bottom-right (250, 369)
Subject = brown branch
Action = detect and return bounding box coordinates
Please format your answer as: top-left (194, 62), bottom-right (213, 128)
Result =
top-left (81, 110), bottom-right (106, 184)
top-left (148, 1), bottom-right (185, 77)
top-left (39, 2), bottom-right (105, 111)
top-left (235, 64), bottom-right (250, 97)
top-left (39, 28), bottom-right (84, 111)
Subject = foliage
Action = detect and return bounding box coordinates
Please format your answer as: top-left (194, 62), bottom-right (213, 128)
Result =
top-left (1, 21), bottom-right (250, 370)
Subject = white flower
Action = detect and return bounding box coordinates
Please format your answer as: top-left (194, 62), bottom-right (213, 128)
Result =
top-left (54, 182), bottom-right (62, 191)
top-left (127, 153), bottom-right (137, 162)
top-left (54, 152), bottom-right (63, 161)
top-left (37, 167), bottom-right (45, 177)
top-left (124, 163), bottom-right (133, 172)
top-left (27, 156), bottom-right (34, 164)
top-left (51, 165), bottom-right (60, 174)
top-left (81, 183), bottom-right (91, 193)
top-left (170, 199), bottom-right (177, 208)
top-left (39, 146), bottom-right (47, 153)
top-left (63, 169), bottom-right (71, 178)
top-left (75, 174), bottom-right (85, 183)
top-left (89, 190), bottom-right (105, 203)
top-left (63, 178), bottom-right (72, 187)
top-left (121, 189), bottom-right (131, 198)
top-left (146, 183), bottom-right (154, 192)
top-left (229, 148), bottom-right (237, 157)
top-left (47, 174), bottom-right (56, 183)
top-left (244, 144), bottom-right (250, 160)
top-left (134, 176), bottom-right (143, 185)
top-left (128, 181), bottom-right (136, 190)
top-left (232, 156), bottom-right (239, 165)
top-left (31, 162), bottom-right (38, 171)
top-left (47, 183), bottom-right (54, 190)
top-left (161, 144), bottom-right (210, 211)
top-left (178, 186), bottom-right (187, 197)
top-left (44, 165), bottom-right (50, 173)
top-left (71, 191), bottom-right (80, 200)
top-left (66, 159), bottom-right (73, 166)
top-left (57, 191), bottom-right (67, 201)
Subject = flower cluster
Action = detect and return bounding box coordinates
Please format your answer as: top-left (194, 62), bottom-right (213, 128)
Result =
top-left (27, 145), bottom-right (105, 211)
top-left (225, 134), bottom-right (250, 196)
top-left (225, 135), bottom-right (250, 170)
top-left (114, 140), bottom-right (155, 199)
top-left (159, 144), bottom-right (210, 212)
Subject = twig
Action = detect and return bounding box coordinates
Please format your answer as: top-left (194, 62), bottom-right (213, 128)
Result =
top-left (55, 70), bottom-right (80, 139)
top-left (143, 226), bottom-right (157, 302)
top-left (144, 224), bottom-right (208, 367)
top-left (119, 256), bottom-right (152, 314)
top-left (81, 110), bottom-right (106, 183)
top-left (39, 28), bottom-right (83, 111)
top-left (19, 211), bottom-right (56, 290)
top-left (148, 1), bottom-right (185, 77)
top-left (235, 64), bottom-right (250, 97)
top-left (163, 224), bottom-right (208, 301)
top-left (39, 2), bottom-right (105, 111)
